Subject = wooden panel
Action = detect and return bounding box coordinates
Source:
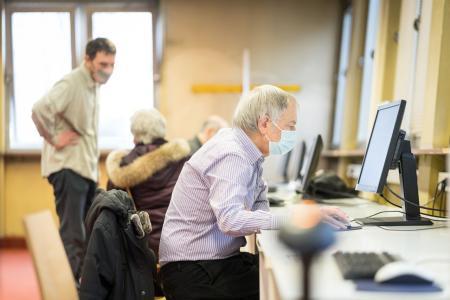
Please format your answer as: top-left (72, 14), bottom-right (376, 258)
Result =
top-left (23, 210), bottom-right (78, 300)
top-left (0, 0), bottom-right (5, 238)
top-left (421, 0), bottom-right (450, 148)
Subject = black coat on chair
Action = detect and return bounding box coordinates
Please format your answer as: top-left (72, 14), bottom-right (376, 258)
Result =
top-left (80, 189), bottom-right (157, 300)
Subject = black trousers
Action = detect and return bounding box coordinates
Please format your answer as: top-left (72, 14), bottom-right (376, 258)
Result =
top-left (159, 252), bottom-right (259, 300)
top-left (48, 169), bottom-right (96, 280)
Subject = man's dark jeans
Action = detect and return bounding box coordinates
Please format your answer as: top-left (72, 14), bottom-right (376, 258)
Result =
top-left (48, 168), bottom-right (96, 280)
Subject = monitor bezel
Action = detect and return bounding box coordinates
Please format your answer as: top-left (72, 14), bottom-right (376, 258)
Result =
top-left (356, 100), bottom-right (406, 193)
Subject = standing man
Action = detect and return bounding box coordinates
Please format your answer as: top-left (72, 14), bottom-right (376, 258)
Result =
top-left (159, 85), bottom-right (349, 300)
top-left (31, 38), bottom-right (116, 281)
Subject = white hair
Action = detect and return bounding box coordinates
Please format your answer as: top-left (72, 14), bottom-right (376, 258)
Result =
top-left (200, 115), bottom-right (229, 132)
top-left (232, 84), bottom-right (296, 132)
top-left (130, 109), bottom-right (166, 144)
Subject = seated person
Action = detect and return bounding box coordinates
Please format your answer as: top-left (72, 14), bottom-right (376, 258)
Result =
top-left (188, 115), bottom-right (229, 155)
top-left (158, 85), bottom-right (349, 300)
top-left (106, 109), bottom-right (190, 256)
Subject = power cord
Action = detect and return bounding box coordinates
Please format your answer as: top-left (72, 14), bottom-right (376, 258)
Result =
top-left (379, 194), bottom-right (449, 219)
top-left (385, 179), bottom-right (447, 211)
top-left (353, 209), bottom-right (448, 231)
top-left (381, 189), bottom-right (447, 212)
top-left (377, 225), bottom-right (448, 232)
top-left (349, 210), bottom-right (404, 222)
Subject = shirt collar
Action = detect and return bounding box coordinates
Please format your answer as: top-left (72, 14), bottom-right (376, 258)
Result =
top-left (80, 63), bottom-right (97, 88)
top-left (233, 128), bottom-right (264, 165)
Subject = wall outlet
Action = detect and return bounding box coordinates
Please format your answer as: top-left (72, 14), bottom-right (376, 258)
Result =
top-left (438, 172), bottom-right (449, 192)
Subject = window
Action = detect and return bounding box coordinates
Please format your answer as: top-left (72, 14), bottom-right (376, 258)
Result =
top-left (331, 6), bottom-right (352, 149)
top-left (91, 12), bottom-right (153, 148)
top-left (5, 2), bottom-right (155, 150)
top-left (356, 0), bottom-right (380, 147)
top-left (8, 11), bottom-right (73, 149)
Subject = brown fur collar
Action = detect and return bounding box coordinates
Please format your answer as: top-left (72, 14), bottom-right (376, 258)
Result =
top-left (106, 139), bottom-right (190, 188)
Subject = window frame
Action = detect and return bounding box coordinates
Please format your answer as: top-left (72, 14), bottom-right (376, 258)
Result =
top-left (5, 3), bottom-right (77, 151)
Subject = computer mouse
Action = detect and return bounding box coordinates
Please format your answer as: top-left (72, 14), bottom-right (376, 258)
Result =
top-left (374, 261), bottom-right (435, 285)
top-left (267, 195), bottom-right (285, 207)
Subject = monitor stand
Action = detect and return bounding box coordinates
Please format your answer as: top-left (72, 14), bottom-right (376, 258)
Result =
top-left (356, 138), bottom-right (432, 226)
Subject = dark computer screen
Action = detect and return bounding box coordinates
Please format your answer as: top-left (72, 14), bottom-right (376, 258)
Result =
top-left (298, 135), bottom-right (323, 193)
top-left (295, 141), bottom-right (306, 182)
top-left (356, 101), bottom-right (405, 193)
top-left (281, 150), bottom-right (292, 183)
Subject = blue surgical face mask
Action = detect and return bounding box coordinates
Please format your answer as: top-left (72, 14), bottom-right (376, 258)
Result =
top-left (268, 122), bottom-right (297, 155)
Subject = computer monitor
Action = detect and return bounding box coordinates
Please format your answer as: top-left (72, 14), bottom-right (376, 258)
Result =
top-left (355, 100), bottom-right (432, 226)
top-left (297, 135), bottom-right (323, 194)
top-left (294, 141), bottom-right (307, 182)
top-left (281, 150), bottom-right (293, 183)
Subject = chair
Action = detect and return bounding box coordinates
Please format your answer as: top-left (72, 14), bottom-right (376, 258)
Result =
top-left (23, 210), bottom-right (78, 300)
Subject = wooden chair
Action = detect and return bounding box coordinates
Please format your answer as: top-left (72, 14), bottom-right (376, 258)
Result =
top-left (23, 210), bottom-right (78, 300)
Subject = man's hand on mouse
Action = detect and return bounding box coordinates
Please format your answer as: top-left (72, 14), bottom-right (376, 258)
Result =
top-left (319, 206), bottom-right (349, 230)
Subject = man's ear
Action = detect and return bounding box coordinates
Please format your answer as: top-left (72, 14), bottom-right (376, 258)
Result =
top-left (84, 55), bottom-right (92, 67)
top-left (258, 115), bottom-right (270, 135)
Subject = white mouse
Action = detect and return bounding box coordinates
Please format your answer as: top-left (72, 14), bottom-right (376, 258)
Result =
top-left (374, 261), bottom-right (435, 285)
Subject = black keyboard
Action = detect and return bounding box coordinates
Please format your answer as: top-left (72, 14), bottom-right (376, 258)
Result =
top-left (333, 251), bottom-right (399, 280)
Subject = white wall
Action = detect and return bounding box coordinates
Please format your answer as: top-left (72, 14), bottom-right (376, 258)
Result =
top-left (159, 0), bottom-right (342, 182)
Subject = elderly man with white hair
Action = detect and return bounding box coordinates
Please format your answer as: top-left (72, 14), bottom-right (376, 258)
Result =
top-left (106, 108), bottom-right (190, 257)
top-left (158, 85), bottom-right (349, 300)
top-left (188, 115), bottom-right (229, 155)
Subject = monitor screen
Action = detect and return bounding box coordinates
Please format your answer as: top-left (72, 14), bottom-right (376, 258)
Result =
top-left (356, 100), bottom-right (406, 193)
top-left (298, 135), bottom-right (323, 193)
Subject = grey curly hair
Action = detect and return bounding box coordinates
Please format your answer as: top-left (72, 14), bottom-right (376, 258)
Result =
top-left (130, 109), bottom-right (166, 144)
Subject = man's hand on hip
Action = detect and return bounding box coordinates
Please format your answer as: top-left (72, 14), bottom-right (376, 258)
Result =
top-left (54, 130), bottom-right (80, 150)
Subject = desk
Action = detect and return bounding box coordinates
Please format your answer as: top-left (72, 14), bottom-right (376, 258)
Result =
top-left (257, 198), bottom-right (450, 300)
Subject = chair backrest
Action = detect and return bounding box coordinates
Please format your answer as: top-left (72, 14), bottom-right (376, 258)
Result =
top-left (23, 210), bottom-right (79, 300)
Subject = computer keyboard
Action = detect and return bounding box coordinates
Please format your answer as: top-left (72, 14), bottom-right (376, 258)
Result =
top-left (333, 251), bottom-right (399, 280)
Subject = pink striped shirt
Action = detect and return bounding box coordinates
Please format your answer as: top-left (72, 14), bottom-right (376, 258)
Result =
top-left (159, 128), bottom-right (285, 265)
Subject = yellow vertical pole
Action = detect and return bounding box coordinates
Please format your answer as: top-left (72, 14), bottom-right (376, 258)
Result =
top-left (0, 0), bottom-right (6, 237)
top-left (418, 0), bottom-right (450, 210)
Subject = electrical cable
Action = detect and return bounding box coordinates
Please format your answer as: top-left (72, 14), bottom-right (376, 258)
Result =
top-left (386, 179), bottom-right (446, 206)
top-left (376, 225), bottom-right (448, 232)
top-left (379, 194), bottom-right (449, 219)
top-left (381, 189), bottom-right (447, 212)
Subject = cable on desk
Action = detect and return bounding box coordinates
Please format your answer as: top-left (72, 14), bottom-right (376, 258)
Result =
top-left (385, 180), bottom-right (448, 213)
top-left (376, 225), bottom-right (448, 232)
top-left (356, 200), bottom-right (450, 221)
top-left (379, 193), bottom-right (448, 213)
top-left (349, 210), bottom-right (404, 223)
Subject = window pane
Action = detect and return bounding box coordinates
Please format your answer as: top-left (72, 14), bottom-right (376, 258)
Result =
top-left (10, 12), bottom-right (72, 149)
top-left (92, 12), bottom-right (153, 149)
top-left (331, 7), bottom-right (352, 148)
top-left (357, 0), bottom-right (380, 146)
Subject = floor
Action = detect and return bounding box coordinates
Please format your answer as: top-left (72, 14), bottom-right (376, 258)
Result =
top-left (0, 249), bottom-right (40, 300)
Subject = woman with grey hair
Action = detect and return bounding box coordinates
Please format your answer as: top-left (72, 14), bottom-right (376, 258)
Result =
top-left (106, 108), bottom-right (190, 258)
top-left (158, 84), bottom-right (349, 300)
